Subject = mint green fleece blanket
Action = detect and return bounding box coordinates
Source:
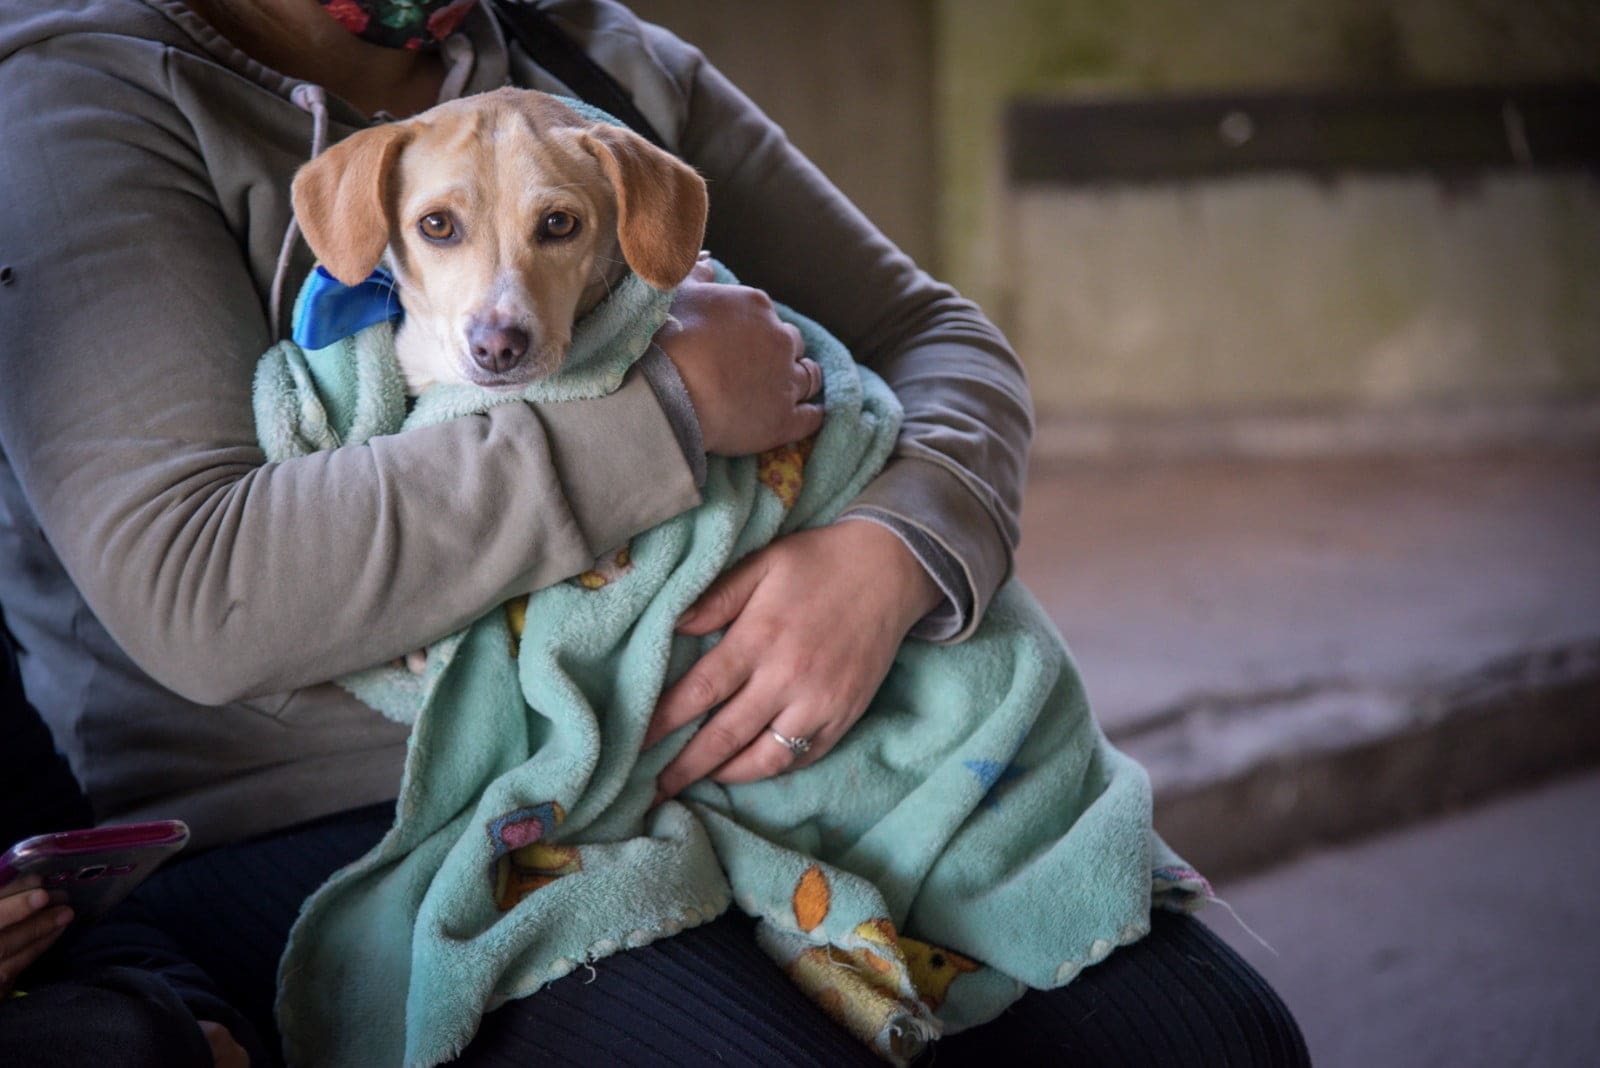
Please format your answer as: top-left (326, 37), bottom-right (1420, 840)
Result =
top-left (254, 262), bottom-right (1206, 1067)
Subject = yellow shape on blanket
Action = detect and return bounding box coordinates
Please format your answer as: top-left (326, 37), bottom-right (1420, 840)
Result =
top-left (788, 948), bottom-right (903, 1025)
top-left (575, 544), bottom-right (634, 591)
top-left (785, 944), bottom-right (921, 1062)
top-left (504, 595), bottom-right (530, 658)
top-left (757, 435), bottom-right (816, 510)
top-left (793, 865), bottom-right (831, 933)
top-left (494, 842), bottom-right (582, 912)
top-left (855, 918), bottom-right (900, 949)
top-left (898, 936), bottom-right (979, 1011)
top-left (851, 919), bottom-right (908, 975)
top-left (516, 842), bottom-right (582, 874)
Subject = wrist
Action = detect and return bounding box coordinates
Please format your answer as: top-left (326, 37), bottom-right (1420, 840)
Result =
top-left (838, 520), bottom-right (943, 629)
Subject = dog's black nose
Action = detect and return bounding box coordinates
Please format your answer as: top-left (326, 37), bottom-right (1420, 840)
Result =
top-left (468, 322), bottom-right (530, 374)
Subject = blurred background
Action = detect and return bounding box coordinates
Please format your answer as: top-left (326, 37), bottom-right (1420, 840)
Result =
top-left (631, 2), bottom-right (1600, 1064)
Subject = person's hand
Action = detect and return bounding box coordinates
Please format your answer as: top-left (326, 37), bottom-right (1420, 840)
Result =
top-left (646, 521), bottom-right (943, 799)
top-left (0, 874), bottom-right (73, 996)
top-left (198, 1020), bottom-right (251, 1068)
top-left (655, 255), bottom-right (824, 456)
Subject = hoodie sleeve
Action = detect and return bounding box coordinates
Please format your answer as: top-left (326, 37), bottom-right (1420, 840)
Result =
top-left (0, 40), bottom-right (700, 706)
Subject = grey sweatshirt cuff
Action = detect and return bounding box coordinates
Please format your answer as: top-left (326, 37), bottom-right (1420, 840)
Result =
top-left (837, 509), bottom-right (973, 642)
top-left (638, 342), bottom-right (708, 487)
top-left (531, 370), bottom-right (703, 563)
top-left (842, 456), bottom-right (1013, 643)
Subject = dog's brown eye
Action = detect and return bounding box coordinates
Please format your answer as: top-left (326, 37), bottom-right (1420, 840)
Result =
top-left (419, 212), bottom-right (455, 241)
top-left (540, 211), bottom-right (578, 240)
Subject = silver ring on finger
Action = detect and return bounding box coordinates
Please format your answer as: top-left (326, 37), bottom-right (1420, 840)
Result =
top-left (770, 730), bottom-right (813, 757)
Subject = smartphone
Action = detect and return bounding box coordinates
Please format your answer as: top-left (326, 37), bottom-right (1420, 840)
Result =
top-left (0, 820), bottom-right (190, 926)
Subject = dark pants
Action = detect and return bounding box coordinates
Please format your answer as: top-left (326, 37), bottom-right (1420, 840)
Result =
top-left (0, 966), bottom-right (216, 1068)
top-left (125, 803), bottom-right (1308, 1066)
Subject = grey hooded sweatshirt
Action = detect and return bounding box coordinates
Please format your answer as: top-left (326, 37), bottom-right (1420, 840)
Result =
top-left (0, 0), bottom-right (1033, 848)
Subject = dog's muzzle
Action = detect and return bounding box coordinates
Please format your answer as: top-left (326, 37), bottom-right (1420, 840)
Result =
top-left (468, 319), bottom-right (531, 375)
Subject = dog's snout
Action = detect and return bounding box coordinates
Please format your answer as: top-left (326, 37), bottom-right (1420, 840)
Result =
top-left (468, 321), bottom-right (531, 374)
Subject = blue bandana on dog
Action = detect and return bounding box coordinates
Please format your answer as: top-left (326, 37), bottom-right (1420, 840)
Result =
top-left (291, 265), bottom-right (404, 350)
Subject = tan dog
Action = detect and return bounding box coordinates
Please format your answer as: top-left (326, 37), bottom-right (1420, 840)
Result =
top-left (292, 88), bottom-right (707, 395)
top-left (291, 90), bottom-right (707, 672)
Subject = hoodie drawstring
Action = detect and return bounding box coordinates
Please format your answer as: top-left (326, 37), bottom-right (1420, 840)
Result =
top-left (270, 83), bottom-right (330, 340)
top-left (269, 37), bottom-right (475, 341)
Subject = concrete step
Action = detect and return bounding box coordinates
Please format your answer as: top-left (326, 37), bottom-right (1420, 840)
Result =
top-left (1015, 447), bottom-right (1600, 878)
top-left (1128, 638), bottom-right (1600, 876)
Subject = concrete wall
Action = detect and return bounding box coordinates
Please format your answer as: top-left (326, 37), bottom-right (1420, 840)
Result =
top-left (936, 0), bottom-right (1600, 420)
top-left (622, 1), bottom-right (1600, 425)
top-left (1014, 175), bottom-right (1600, 416)
top-left (623, 0), bottom-right (937, 268)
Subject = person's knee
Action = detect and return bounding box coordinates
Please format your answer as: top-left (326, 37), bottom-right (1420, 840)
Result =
top-left (946, 910), bottom-right (1311, 1066)
top-left (1153, 910), bottom-right (1310, 1067)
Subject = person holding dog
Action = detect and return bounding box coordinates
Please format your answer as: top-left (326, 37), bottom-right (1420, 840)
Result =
top-left (0, 0), bottom-right (1307, 1064)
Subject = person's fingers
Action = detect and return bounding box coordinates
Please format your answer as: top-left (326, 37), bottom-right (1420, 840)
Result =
top-left (709, 708), bottom-right (833, 785)
top-left (789, 358), bottom-right (811, 401)
top-left (687, 256), bottom-right (716, 284)
top-left (789, 401), bottom-right (825, 440)
top-left (198, 1021), bottom-right (251, 1068)
top-left (793, 357), bottom-right (823, 401)
top-left (0, 877), bottom-right (46, 927)
top-left (4, 917), bottom-right (70, 964)
top-left (0, 899), bottom-right (71, 956)
top-left (0, 906), bottom-right (72, 991)
top-left (645, 632), bottom-right (754, 750)
top-left (674, 552), bottom-right (768, 637)
top-left (654, 683), bottom-right (784, 801)
top-left (782, 321), bottom-right (803, 357)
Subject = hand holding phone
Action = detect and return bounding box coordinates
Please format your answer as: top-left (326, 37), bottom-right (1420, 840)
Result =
top-left (0, 820), bottom-right (190, 992)
top-left (0, 873), bottom-right (74, 995)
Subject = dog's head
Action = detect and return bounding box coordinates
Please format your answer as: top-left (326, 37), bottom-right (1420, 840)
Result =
top-left (291, 88), bottom-right (707, 393)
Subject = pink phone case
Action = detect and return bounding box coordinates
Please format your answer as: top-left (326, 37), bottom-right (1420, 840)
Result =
top-left (0, 820), bottom-right (190, 925)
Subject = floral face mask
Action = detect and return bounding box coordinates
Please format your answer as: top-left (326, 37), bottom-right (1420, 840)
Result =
top-left (317, 0), bottom-right (477, 50)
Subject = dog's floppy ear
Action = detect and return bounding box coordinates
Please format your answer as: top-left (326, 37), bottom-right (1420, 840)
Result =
top-left (291, 124), bottom-right (412, 287)
top-left (581, 125), bottom-right (708, 291)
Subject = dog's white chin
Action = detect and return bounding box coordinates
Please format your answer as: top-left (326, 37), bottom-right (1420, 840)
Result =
top-left (393, 321), bottom-right (450, 397)
top-left (457, 359), bottom-right (562, 392)
top-left (398, 367), bottom-right (438, 398)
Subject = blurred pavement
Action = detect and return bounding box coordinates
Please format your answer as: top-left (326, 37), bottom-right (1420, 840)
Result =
top-left (1017, 449), bottom-right (1600, 735)
top-left (1015, 447), bottom-right (1600, 876)
top-left (1013, 448), bottom-right (1600, 1064)
top-left (1210, 770), bottom-right (1600, 1068)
